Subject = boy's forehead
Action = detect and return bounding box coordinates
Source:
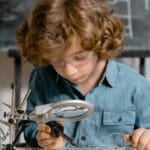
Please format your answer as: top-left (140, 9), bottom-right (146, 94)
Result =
top-left (63, 35), bottom-right (82, 56)
top-left (63, 49), bottom-right (85, 58)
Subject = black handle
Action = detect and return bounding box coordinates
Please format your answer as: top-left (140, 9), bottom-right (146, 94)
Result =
top-left (46, 121), bottom-right (64, 137)
top-left (46, 121), bottom-right (79, 147)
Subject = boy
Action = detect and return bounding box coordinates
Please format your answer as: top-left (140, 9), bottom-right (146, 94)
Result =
top-left (16, 0), bottom-right (150, 149)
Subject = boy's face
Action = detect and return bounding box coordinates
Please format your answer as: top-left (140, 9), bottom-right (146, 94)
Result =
top-left (51, 36), bottom-right (102, 85)
top-left (52, 50), bottom-right (99, 85)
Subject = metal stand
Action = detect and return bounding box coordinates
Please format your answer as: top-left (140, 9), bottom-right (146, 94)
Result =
top-left (5, 121), bottom-right (28, 150)
top-left (8, 49), bottom-right (22, 108)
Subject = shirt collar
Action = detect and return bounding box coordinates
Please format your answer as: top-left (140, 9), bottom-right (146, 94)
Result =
top-left (101, 60), bottom-right (118, 87)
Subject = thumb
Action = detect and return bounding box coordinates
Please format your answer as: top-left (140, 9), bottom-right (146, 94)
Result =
top-left (122, 134), bottom-right (131, 143)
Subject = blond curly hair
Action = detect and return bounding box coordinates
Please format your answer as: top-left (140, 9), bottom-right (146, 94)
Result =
top-left (16, 0), bottom-right (124, 66)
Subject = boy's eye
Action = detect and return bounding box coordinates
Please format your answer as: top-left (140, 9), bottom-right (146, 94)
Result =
top-left (74, 55), bottom-right (86, 60)
top-left (73, 52), bottom-right (88, 60)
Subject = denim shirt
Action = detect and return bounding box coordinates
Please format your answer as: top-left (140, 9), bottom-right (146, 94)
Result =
top-left (24, 60), bottom-right (150, 148)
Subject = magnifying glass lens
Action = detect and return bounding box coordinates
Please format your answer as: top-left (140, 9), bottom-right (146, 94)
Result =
top-left (51, 106), bottom-right (88, 118)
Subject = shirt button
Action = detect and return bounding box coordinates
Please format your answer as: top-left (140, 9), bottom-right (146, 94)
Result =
top-left (81, 136), bottom-right (86, 141)
top-left (118, 117), bottom-right (122, 122)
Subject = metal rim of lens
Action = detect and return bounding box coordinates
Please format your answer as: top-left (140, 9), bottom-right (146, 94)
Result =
top-left (48, 100), bottom-right (94, 122)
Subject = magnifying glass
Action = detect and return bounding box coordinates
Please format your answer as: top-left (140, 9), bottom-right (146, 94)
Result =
top-left (29, 99), bottom-right (94, 147)
top-left (30, 99), bottom-right (93, 122)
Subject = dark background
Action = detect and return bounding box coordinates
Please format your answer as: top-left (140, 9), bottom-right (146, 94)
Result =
top-left (0, 0), bottom-right (35, 51)
top-left (110, 0), bottom-right (150, 50)
top-left (0, 0), bottom-right (150, 52)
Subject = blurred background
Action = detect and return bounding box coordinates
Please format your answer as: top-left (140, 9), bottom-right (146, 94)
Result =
top-left (0, 0), bottom-right (150, 147)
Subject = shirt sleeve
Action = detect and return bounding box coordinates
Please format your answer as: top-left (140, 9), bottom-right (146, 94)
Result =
top-left (23, 68), bottom-right (46, 147)
top-left (135, 77), bottom-right (150, 128)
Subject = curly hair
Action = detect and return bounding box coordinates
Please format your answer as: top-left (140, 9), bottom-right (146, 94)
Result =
top-left (16, 0), bottom-right (124, 66)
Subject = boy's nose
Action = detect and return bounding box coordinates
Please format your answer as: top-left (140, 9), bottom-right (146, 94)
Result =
top-left (63, 63), bottom-right (77, 77)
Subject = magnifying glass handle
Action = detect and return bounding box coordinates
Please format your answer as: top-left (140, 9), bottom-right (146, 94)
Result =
top-left (61, 132), bottom-right (78, 147)
top-left (46, 121), bottom-right (78, 147)
top-left (46, 121), bottom-right (63, 137)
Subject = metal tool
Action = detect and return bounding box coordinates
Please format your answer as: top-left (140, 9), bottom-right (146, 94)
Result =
top-left (30, 99), bottom-right (94, 147)
top-left (0, 85), bottom-right (31, 150)
top-left (0, 84), bottom-right (94, 148)
top-left (29, 99), bottom-right (93, 123)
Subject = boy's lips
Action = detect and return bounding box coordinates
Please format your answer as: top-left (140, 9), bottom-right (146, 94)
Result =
top-left (69, 78), bottom-right (79, 82)
top-left (68, 76), bottom-right (85, 82)
top-left (67, 76), bottom-right (80, 81)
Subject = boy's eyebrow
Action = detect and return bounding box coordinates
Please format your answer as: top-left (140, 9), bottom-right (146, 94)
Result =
top-left (61, 50), bottom-right (89, 59)
top-left (71, 50), bottom-right (87, 56)
top-left (51, 50), bottom-right (88, 62)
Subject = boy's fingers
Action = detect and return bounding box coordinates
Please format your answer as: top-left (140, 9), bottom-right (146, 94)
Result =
top-left (38, 139), bottom-right (52, 147)
top-left (122, 134), bottom-right (131, 143)
top-left (123, 134), bottom-right (137, 149)
top-left (36, 131), bottom-right (51, 140)
top-left (37, 124), bottom-right (51, 133)
top-left (123, 128), bottom-right (146, 148)
top-left (131, 128), bottom-right (146, 147)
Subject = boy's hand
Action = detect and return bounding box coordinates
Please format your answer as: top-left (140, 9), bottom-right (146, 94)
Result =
top-left (36, 123), bottom-right (64, 150)
top-left (123, 128), bottom-right (150, 150)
